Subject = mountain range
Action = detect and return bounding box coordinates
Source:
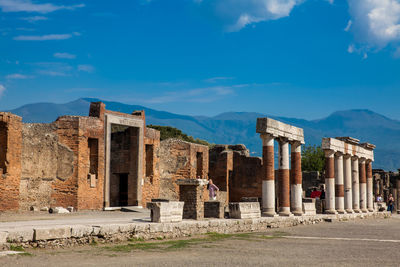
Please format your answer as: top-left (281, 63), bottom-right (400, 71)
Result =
top-left (5, 98), bottom-right (400, 171)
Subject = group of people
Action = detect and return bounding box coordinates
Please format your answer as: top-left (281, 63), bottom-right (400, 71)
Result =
top-left (310, 187), bottom-right (325, 200)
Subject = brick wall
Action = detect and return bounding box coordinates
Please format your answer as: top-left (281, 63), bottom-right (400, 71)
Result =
top-left (0, 113), bottom-right (22, 211)
top-left (159, 139), bottom-right (209, 201)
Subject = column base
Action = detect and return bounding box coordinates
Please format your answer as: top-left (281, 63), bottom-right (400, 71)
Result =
top-left (279, 212), bottom-right (294, 217)
top-left (279, 207), bottom-right (293, 217)
top-left (325, 209), bottom-right (338, 215)
top-left (353, 208), bottom-right (361, 213)
top-left (361, 208), bottom-right (368, 213)
top-left (336, 209), bottom-right (346, 214)
top-left (262, 211), bottom-right (278, 217)
top-left (345, 209), bottom-right (354, 214)
top-left (368, 208), bottom-right (374, 212)
top-left (291, 209), bottom-right (303, 216)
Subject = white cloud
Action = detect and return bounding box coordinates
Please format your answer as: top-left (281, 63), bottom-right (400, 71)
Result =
top-left (0, 0), bottom-right (84, 14)
top-left (211, 0), bottom-right (304, 32)
top-left (143, 85), bottom-right (240, 104)
top-left (347, 44), bottom-right (355, 53)
top-left (13, 33), bottom-right (73, 41)
top-left (34, 62), bottom-right (73, 77)
top-left (347, 0), bottom-right (400, 49)
top-left (78, 64), bottom-right (95, 73)
top-left (0, 84), bottom-right (5, 97)
top-left (54, 52), bottom-right (76, 59)
top-left (204, 76), bottom-right (234, 83)
top-left (6, 73), bottom-right (32, 79)
top-left (344, 20), bottom-right (352, 32)
top-left (20, 16), bottom-right (48, 23)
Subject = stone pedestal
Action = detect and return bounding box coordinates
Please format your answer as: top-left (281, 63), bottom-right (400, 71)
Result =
top-left (147, 201), bottom-right (184, 223)
top-left (177, 179), bottom-right (208, 220)
top-left (204, 201), bottom-right (224, 219)
top-left (229, 202), bottom-right (261, 219)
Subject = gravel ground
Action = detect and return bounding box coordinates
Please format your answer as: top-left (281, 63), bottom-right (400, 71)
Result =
top-left (1, 215), bottom-right (399, 267)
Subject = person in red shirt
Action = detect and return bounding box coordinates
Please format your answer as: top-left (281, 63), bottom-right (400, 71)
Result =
top-left (310, 188), bottom-right (321, 199)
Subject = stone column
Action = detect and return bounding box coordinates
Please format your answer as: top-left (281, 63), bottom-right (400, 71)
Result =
top-left (359, 158), bottom-right (368, 213)
top-left (290, 141), bottom-right (303, 216)
top-left (335, 152), bottom-right (345, 214)
top-left (278, 139), bottom-right (291, 216)
top-left (343, 154), bottom-right (353, 213)
top-left (397, 179), bottom-right (400, 213)
top-left (366, 161), bottom-right (374, 212)
top-left (351, 156), bottom-right (361, 213)
top-left (324, 150), bottom-right (336, 214)
top-left (261, 134), bottom-right (276, 217)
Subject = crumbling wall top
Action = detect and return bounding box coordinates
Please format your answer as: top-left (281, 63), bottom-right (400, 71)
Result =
top-left (322, 137), bottom-right (375, 161)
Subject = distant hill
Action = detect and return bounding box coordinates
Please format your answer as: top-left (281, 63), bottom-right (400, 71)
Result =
top-left (6, 98), bottom-right (400, 170)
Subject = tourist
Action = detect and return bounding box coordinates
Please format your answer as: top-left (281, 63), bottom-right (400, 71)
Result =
top-left (310, 188), bottom-right (321, 199)
top-left (320, 188), bottom-right (325, 200)
top-left (387, 194), bottom-right (395, 213)
top-left (376, 194), bottom-right (383, 203)
top-left (208, 179), bottom-right (219, 201)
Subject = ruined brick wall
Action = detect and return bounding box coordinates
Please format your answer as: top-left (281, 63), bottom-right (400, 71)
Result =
top-left (210, 144), bottom-right (263, 203)
top-left (0, 113), bottom-right (22, 211)
top-left (20, 123), bottom-right (74, 211)
top-left (76, 117), bottom-right (105, 210)
top-left (142, 127), bottom-right (160, 207)
top-left (159, 139), bottom-right (209, 201)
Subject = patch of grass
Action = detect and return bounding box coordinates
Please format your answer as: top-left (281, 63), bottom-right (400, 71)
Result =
top-left (156, 237), bottom-right (164, 240)
top-left (18, 252), bottom-right (33, 257)
top-left (128, 237), bottom-right (144, 242)
top-left (10, 245), bottom-right (24, 252)
top-left (90, 239), bottom-right (98, 246)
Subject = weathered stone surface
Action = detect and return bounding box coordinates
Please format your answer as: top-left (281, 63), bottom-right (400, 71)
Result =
top-left (229, 202), bottom-right (261, 219)
top-left (256, 117), bottom-right (304, 144)
top-left (7, 229), bottom-right (34, 242)
top-left (147, 201), bottom-right (184, 223)
top-left (98, 224), bottom-right (120, 236)
top-left (34, 226), bottom-right (71, 241)
top-left (71, 225), bottom-right (93, 238)
top-left (302, 202), bottom-right (317, 216)
top-left (0, 232), bottom-right (9, 244)
top-left (204, 201), bottom-right (224, 219)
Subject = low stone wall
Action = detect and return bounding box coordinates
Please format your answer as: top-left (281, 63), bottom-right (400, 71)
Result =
top-left (0, 212), bottom-right (390, 249)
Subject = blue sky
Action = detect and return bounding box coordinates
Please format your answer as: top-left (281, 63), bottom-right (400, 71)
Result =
top-left (1, 0), bottom-right (400, 120)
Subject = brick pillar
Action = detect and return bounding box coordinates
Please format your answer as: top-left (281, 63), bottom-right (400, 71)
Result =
top-left (261, 134), bottom-right (276, 217)
top-left (343, 154), bottom-right (353, 213)
top-left (359, 158), bottom-right (368, 213)
top-left (351, 156), bottom-right (361, 213)
top-left (278, 138), bottom-right (291, 216)
top-left (177, 179), bottom-right (207, 220)
top-left (324, 150), bottom-right (336, 214)
top-left (290, 141), bottom-right (303, 216)
top-left (366, 161), bottom-right (374, 212)
top-left (334, 152), bottom-right (345, 214)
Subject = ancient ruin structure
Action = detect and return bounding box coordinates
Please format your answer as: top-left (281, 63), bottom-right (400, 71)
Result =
top-left (322, 137), bottom-right (375, 214)
top-left (0, 102), bottom-right (209, 211)
top-left (256, 118), bottom-right (305, 217)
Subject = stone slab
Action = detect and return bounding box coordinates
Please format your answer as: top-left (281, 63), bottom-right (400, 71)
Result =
top-left (256, 117), bottom-right (304, 143)
top-left (229, 202), bottom-right (261, 219)
top-left (303, 202), bottom-right (317, 216)
top-left (34, 226), bottom-right (71, 241)
top-left (147, 201), bottom-right (184, 223)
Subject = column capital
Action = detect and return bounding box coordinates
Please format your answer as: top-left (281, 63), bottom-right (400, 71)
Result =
top-left (260, 134), bottom-right (274, 146)
top-left (277, 136), bottom-right (289, 144)
top-left (324, 149), bottom-right (335, 158)
top-left (365, 159), bottom-right (373, 164)
top-left (335, 151), bottom-right (343, 157)
top-left (359, 157), bottom-right (366, 164)
top-left (351, 155), bottom-right (359, 161)
top-left (343, 153), bottom-right (351, 159)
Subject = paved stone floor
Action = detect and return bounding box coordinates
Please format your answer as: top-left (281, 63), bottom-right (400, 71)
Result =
top-left (0, 214), bottom-right (399, 266)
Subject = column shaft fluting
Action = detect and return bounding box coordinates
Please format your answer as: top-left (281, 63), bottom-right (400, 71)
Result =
top-left (335, 153), bottom-right (345, 214)
top-left (359, 158), bottom-right (368, 213)
top-left (351, 157), bottom-right (361, 213)
top-left (290, 142), bottom-right (303, 216)
top-left (278, 139), bottom-right (291, 216)
top-left (343, 154), bottom-right (353, 213)
top-left (366, 161), bottom-right (374, 212)
top-left (261, 134), bottom-right (276, 217)
top-left (325, 150), bottom-right (336, 214)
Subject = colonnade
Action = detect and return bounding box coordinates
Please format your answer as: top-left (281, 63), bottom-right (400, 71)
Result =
top-left (257, 118), bottom-right (305, 217)
top-left (323, 137), bottom-right (375, 214)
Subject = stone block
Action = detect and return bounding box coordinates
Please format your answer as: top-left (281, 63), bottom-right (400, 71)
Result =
top-left (204, 201), bottom-right (224, 219)
top-left (147, 201), bottom-right (184, 223)
top-left (7, 229), bottom-right (34, 242)
top-left (71, 225), bottom-right (93, 238)
top-left (34, 226), bottom-right (71, 241)
top-left (302, 202), bottom-right (316, 216)
top-left (229, 202), bottom-right (261, 219)
top-left (98, 224), bottom-right (120, 236)
top-left (0, 232), bottom-right (9, 244)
